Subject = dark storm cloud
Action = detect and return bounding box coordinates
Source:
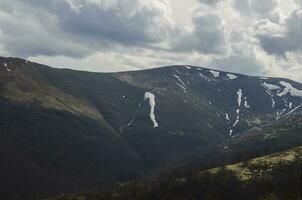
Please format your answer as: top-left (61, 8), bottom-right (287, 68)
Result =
top-left (174, 14), bottom-right (226, 54)
top-left (258, 9), bottom-right (302, 56)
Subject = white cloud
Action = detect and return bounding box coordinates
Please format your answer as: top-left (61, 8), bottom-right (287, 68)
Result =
top-left (0, 0), bottom-right (175, 57)
top-left (0, 0), bottom-right (301, 82)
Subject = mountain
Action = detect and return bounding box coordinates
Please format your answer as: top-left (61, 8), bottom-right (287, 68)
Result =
top-left (49, 146), bottom-right (302, 200)
top-left (1, 56), bottom-right (302, 199)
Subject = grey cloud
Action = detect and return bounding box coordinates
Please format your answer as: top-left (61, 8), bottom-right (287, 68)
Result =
top-left (258, 9), bottom-right (302, 56)
top-left (174, 14), bottom-right (226, 54)
top-left (0, 7), bottom-right (92, 58)
top-left (233, 0), bottom-right (277, 17)
top-left (45, 0), bottom-right (172, 45)
top-left (198, 0), bottom-right (221, 5)
top-left (211, 54), bottom-right (264, 75)
top-left (0, 0), bottom-right (174, 58)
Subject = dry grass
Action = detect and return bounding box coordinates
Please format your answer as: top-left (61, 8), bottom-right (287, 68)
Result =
top-left (207, 146), bottom-right (302, 181)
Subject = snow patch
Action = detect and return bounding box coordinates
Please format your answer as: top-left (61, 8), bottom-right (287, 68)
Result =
top-left (224, 146), bottom-right (229, 151)
top-left (236, 109), bottom-right (240, 114)
top-left (237, 89), bottom-right (243, 107)
top-left (244, 97), bottom-right (250, 108)
top-left (2, 63), bottom-right (11, 72)
top-left (144, 92), bottom-right (159, 128)
top-left (225, 113), bottom-right (230, 121)
top-left (278, 81), bottom-right (302, 97)
top-left (184, 66), bottom-right (191, 69)
top-left (209, 70), bottom-right (220, 78)
top-left (227, 74), bottom-right (237, 80)
top-left (263, 82), bottom-right (280, 90)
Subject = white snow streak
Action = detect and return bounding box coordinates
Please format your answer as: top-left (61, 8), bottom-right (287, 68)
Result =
top-left (173, 74), bottom-right (187, 93)
top-left (286, 104), bottom-right (302, 116)
top-left (233, 119), bottom-right (239, 127)
top-left (173, 74), bottom-right (185, 85)
top-left (276, 108), bottom-right (287, 120)
top-left (263, 84), bottom-right (276, 108)
top-left (127, 103), bottom-right (142, 127)
top-left (199, 72), bottom-right (209, 81)
top-left (176, 83), bottom-right (187, 93)
top-left (237, 89), bottom-right (243, 107)
top-left (229, 89), bottom-right (247, 136)
top-left (144, 92), bottom-right (159, 128)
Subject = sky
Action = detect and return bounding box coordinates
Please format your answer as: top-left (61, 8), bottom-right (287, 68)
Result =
top-left (0, 0), bottom-right (302, 82)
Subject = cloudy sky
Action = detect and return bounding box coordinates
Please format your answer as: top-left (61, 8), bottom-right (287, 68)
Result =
top-left (0, 0), bottom-right (302, 81)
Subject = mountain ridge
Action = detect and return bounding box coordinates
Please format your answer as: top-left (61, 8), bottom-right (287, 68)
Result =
top-left (1, 55), bottom-right (302, 199)
top-left (3, 56), bottom-right (302, 82)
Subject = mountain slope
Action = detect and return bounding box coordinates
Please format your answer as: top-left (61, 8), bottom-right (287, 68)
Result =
top-left (0, 57), bottom-right (147, 199)
top-left (1, 56), bottom-right (302, 199)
